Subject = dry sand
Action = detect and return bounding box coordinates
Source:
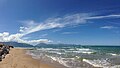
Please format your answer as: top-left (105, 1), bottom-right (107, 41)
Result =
top-left (0, 48), bottom-right (58, 68)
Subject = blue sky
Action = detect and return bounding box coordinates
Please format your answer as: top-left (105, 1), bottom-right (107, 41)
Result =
top-left (0, 0), bottom-right (120, 45)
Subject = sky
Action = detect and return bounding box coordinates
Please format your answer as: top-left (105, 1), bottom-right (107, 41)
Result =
top-left (0, 0), bottom-right (120, 45)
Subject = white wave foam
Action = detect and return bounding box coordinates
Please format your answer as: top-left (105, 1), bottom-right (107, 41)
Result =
top-left (82, 52), bottom-right (94, 54)
top-left (77, 48), bottom-right (90, 51)
top-left (46, 55), bottom-right (70, 67)
top-left (108, 53), bottom-right (117, 56)
top-left (26, 50), bottom-right (41, 59)
top-left (83, 59), bottom-right (120, 68)
top-left (107, 65), bottom-right (120, 68)
top-left (83, 59), bottom-right (111, 68)
top-left (37, 48), bottom-right (53, 50)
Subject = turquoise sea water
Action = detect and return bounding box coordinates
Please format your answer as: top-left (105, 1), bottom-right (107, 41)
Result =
top-left (26, 45), bottom-right (120, 68)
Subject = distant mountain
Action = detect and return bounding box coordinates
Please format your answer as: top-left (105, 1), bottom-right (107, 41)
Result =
top-left (0, 42), bottom-right (34, 47)
top-left (0, 42), bottom-right (81, 48)
top-left (35, 43), bottom-right (81, 48)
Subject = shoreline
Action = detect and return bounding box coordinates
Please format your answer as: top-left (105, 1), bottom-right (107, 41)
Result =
top-left (0, 48), bottom-right (102, 68)
top-left (0, 48), bottom-right (60, 68)
top-left (26, 48), bottom-right (98, 68)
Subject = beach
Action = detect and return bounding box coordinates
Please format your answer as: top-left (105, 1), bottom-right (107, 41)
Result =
top-left (0, 48), bottom-right (58, 68)
top-left (0, 46), bottom-right (120, 68)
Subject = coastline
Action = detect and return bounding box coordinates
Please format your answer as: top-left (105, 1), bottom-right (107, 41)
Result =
top-left (0, 48), bottom-right (59, 68)
top-left (0, 48), bottom-right (104, 68)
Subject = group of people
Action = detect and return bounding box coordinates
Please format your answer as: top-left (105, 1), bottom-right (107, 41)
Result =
top-left (0, 43), bottom-right (14, 61)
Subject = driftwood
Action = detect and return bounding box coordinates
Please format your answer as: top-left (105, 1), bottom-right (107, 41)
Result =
top-left (0, 44), bottom-right (14, 61)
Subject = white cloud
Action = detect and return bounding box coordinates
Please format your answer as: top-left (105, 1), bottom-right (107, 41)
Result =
top-left (0, 13), bottom-right (120, 45)
top-left (25, 39), bottom-right (52, 45)
top-left (100, 26), bottom-right (117, 29)
top-left (0, 32), bottom-right (51, 45)
top-left (0, 13), bottom-right (88, 45)
top-left (86, 14), bottom-right (120, 19)
top-left (0, 32), bottom-right (9, 37)
top-left (19, 13), bottom-right (91, 35)
top-left (20, 21), bottom-right (64, 35)
top-left (14, 38), bottom-right (52, 45)
top-left (62, 32), bottom-right (78, 34)
top-left (20, 14), bottom-right (120, 35)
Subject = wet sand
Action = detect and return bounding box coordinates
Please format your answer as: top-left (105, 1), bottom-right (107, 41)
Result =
top-left (0, 48), bottom-right (58, 68)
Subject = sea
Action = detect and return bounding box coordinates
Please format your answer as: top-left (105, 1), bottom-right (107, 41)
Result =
top-left (26, 45), bottom-right (120, 68)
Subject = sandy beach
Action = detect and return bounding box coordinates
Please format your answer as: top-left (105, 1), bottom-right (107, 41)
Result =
top-left (0, 48), bottom-right (58, 68)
